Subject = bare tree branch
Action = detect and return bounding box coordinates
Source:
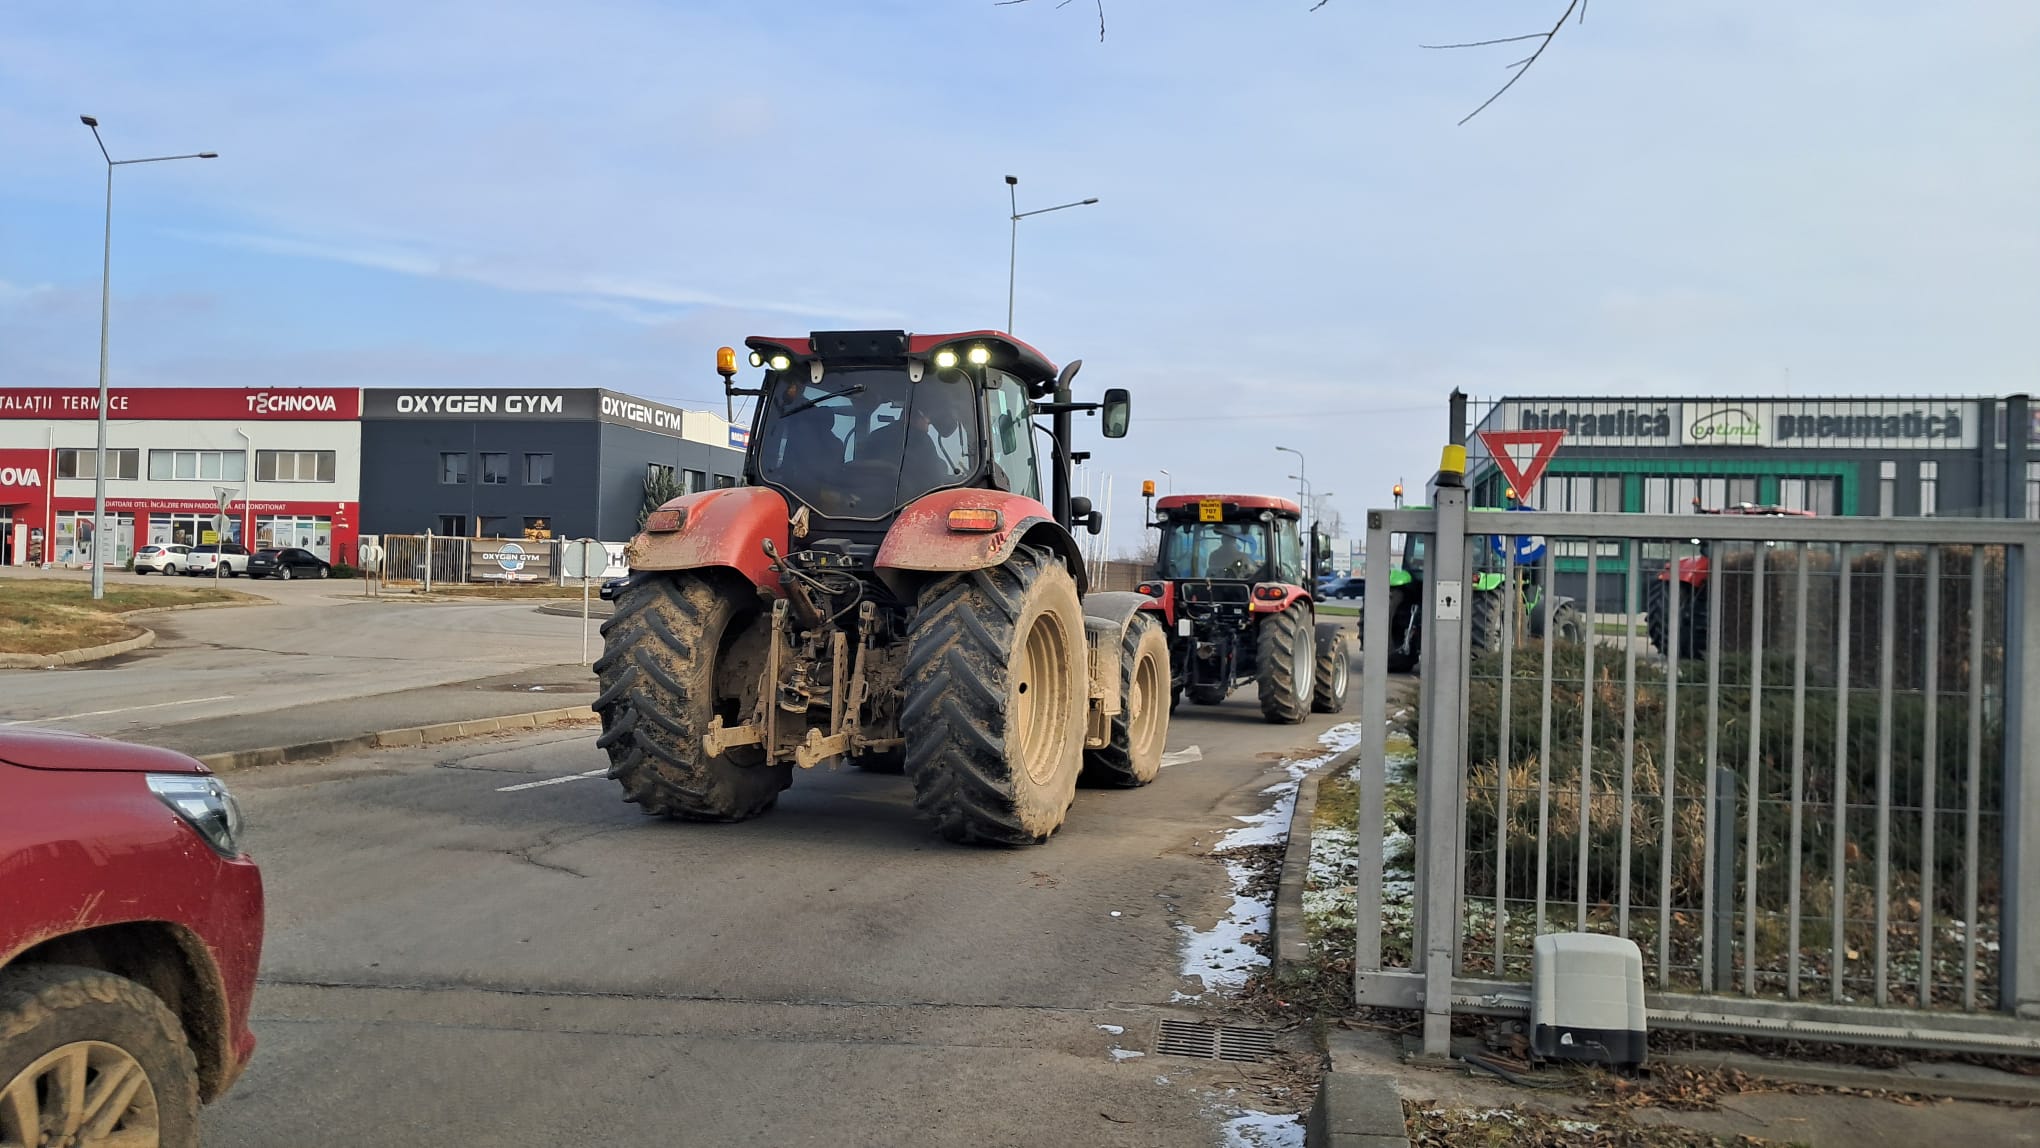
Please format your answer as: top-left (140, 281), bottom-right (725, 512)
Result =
top-left (996, 0), bottom-right (1103, 41)
top-left (1429, 0), bottom-right (1585, 126)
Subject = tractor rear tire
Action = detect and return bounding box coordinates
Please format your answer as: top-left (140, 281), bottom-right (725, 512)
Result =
top-left (1311, 622), bottom-right (1350, 713)
top-left (903, 547), bottom-right (1087, 845)
top-left (1257, 606), bottom-right (1313, 724)
top-left (1187, 684), bottom-right (1230, 706)
top-left (1384, 591), bottom-right (1421, 674)
top-left (1313, 623), bottom-right (1346, 713)
top-left (1082, 613), bottom-right (1169, 788)
top-left (1546, 598), bottom-right (1585, 644)
top-left (592, 573), bottom-right (790, 821)
top-left (1469, 588), bottom-right (1503, 654)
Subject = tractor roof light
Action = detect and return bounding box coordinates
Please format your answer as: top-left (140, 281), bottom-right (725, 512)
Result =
top-left (768, 354), bottom-right (792, 372)
top-left (933, 348), bottom-right (959, 370)
top-left (966, 345), bottom-right (991, 366)
top-left (748, 350), bottom-right (766, 368)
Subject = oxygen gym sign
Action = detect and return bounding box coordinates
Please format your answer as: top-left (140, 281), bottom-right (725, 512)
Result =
top-left (468, 540), bottom-right (555, 583)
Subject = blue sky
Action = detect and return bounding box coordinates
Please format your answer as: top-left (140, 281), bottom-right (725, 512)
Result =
top-left (3, 0), bottom-right (2036, 543)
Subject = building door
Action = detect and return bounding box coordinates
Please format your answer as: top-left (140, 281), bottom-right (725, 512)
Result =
top-left (0, 511), bottom-right (12, 565)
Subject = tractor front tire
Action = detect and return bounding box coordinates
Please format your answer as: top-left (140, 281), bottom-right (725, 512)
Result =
top-left (1644, 581), bottom-right (1671, 655)
top-left (903, 547), bottom-right (1087, 845)
top-left (1311, 621), bottom-right (1350, 713)
top-left (1082, 613), bottom-right (1169, 788)
top-left (1546, 598), bottom-right (1585, 644)
top-left (1257, 606), bottom-right (1313, 724)
top-left (592, 573), bottom-right (790, 821)
top-left (1469, 589), bottom-right (1503, 654)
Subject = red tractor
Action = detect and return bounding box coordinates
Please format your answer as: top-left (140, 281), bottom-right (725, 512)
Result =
top-left (1136, 494), bottom-right (1350, 722)
top-left (1645, 501), bottom-right (1816, 659)
top-left (597, 330), bottom-right (1168, 846)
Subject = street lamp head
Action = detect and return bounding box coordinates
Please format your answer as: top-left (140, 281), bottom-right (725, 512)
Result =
top-left (1081, 197), bottom-right (1099, 204)
top-left (1004, 175), bottom-right (1018, 186)
top-left (198, 152), bottom-right (219, 159)
top-left (80, 115), bottom-right (98, 127)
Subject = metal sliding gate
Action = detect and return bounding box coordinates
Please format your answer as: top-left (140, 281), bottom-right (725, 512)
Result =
top-left (1353, 484), bottom-right (2040, 1056)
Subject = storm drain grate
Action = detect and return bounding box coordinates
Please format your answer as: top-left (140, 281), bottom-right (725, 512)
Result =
top-left (1154, 1019), bottom-right (1277, 1063)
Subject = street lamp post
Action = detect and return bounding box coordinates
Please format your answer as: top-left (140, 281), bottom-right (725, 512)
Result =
top-left (1276, 445), bottom-right (1306, 525)
top-left (1005, 175), bottom-right (1098, 333)
top-left (81, 115), bottom-right (217, 599)
top-left (1158, 468), bottom-right (1172, 495)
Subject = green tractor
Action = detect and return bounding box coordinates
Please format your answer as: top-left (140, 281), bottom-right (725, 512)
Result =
top-left (1379, 515), bottom-right (1582, 674)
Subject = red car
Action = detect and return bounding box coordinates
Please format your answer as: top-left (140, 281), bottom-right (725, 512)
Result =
top-left (0, 730), bottom-right (264, 1148)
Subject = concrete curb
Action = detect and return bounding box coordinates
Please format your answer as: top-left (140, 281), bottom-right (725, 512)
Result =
top-left (0, 597), bottom-right (268, 669)
top-left (1655, 1049), bottom-right (2040, 1106)
top-left (195, 705), bottom-right (596, 773)
top-left (1273, 742), bottom-right (1365, 978)
top-left (1305, 1073), bottom-right (1410, 1148)
top-left (536, 601), bottom-right (613, 620)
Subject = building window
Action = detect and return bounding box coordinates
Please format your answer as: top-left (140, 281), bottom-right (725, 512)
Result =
top-left (647, 463), bottom-right (675, 485)
top-left (1878, 460), bottom-right (1897, 517)
top-left (684, 469), bottom-right (708, 494)
top-left (56, 448), bottom-right (140, 480)
top-left (254, 515), bottom-right (333, 559)
top-left (1778, 477), bottom-right (1838, 516)
top-left (525, 453), bottom-right (554, 486)
top-left (1918, 460), bottom-right (1938, 517)
top-left (479, 452), bottom-right (510, 485)
top-left (714, 474), bottom-right (739, 489)
top-left (523, 517), bottom-right (553, 539)
top-left (479, 516), bottom-right (512, 537)
top-left (255, 450), bottom-right (337, 483)
top-left (439, 453), bottom-right (469, 485)
top-left (436, 515), bottom-right (468, 537)
top-left (2027, 462), bottom-right (2040, 521)
top-left (147, 450), bottom-right (245, 482)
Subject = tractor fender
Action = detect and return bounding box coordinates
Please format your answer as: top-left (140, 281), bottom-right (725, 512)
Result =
top-left (622, 486), bottom-right (789, 592)
top-left (1080, 591), bottom-right (1156, 717)
top-left (874, 488), bottom-right (1087, 594)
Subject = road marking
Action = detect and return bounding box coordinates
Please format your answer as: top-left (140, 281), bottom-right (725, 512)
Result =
top-left (1159, 745), bottom-right (1203, 769)
top-left (497, 768), bottom-right (608, 792)
top-left (0, 694), bottom-right (238, 727)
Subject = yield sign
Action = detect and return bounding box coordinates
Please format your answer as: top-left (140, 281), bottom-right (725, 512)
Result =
top-left (1477, 429), bottom-right (1565, 504)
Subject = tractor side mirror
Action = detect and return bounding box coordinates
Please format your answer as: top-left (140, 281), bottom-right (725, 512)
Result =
top-left (1100, 388), bottom-right (1131, 438)
top-left (1070, 496), bottom-right (1094, 519)
top-left (996, 412), bottom-right (1021, 455)
top-left (1084, 511), bottom-right (1104, 534)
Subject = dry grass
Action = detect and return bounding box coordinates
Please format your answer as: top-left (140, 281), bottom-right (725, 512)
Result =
top-left (0, 580), bottom-right (261, 655)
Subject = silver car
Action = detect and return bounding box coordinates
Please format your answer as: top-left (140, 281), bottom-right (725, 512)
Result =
top-left (134, 542), bottom-right (192, 575)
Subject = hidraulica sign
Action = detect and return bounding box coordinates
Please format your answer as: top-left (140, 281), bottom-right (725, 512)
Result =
top-left (1490, 399), bottom-right (1978, 450)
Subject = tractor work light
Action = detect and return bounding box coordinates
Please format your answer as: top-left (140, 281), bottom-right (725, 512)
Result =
top-left (769, 354), bottom-right (792, 372)
top-left (933, 348), bottom-right (959, 370)
top-left (749, 350), bottom-right (766, 368)
top-left (946, 508), bottom-right (1003, 533)
top-left (966, 345), bottom-right (991, 366)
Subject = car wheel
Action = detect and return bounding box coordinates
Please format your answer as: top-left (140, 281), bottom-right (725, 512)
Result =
top-left (0, 964), bottom-right (201, 1148)
top-left (280, 566), bottom-right (293, 581)
top-left (317, 566), bottom-right (329, 579)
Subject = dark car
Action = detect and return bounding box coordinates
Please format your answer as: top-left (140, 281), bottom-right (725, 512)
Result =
top-left (598, 576), bottom-right (630, 601)
top-left (1, 729), bottom-right (265, 1144)
top-left (247, 547), bottom-right (331, 580)
top-left (1320, 576), bottom-right (1366, 599)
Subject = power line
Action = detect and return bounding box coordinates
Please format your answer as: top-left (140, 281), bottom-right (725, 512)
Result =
top-left (1142, 404), bottom-right (1436, 423)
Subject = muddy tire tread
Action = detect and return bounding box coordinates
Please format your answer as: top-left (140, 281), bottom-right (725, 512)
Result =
top-left (1257, 605), bottom-right (1311, 724)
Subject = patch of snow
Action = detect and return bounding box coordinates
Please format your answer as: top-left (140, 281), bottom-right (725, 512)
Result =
top-left (1557, 1119), bottom-right (1603, 1133)
top-left (1109, 1048), bottom-right (1146, 1062)
top-left (1096, 1024), bottom-right (1126, 1035)
top-left (1219, 1109), bottom-right (1305, 1148)
top-left (1110, 910), bottom-right (1123, 917)
top-left (1155, 1075), bottom-right (1173, 1086)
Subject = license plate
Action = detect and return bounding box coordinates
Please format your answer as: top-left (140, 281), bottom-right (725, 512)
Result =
top-left (1198, 498), bottom-right (1223, 522)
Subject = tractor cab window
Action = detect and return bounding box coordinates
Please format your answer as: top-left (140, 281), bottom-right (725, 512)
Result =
top-left (1272, 517), bottom-right (1303, 585)
top-left (1402, 534), bottom-right (1426, 575)
top-left (1157, 521), bottom-right (1270, 581)
top-left (754, 367), bottom-right (980, 520)
top-left (985, 370), bottom-right (1040, 500)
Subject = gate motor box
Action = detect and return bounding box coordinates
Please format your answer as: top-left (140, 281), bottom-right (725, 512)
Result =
top-left (1530, 932), bottom-right (1647, 1067)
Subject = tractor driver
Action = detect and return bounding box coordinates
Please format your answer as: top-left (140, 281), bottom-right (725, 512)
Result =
top-left (868, 381), bottom-right (973, 500)
top-left (765, 379), bottom-right (851, 491)
top-left (1207, 526), bottom-right (1258, 580)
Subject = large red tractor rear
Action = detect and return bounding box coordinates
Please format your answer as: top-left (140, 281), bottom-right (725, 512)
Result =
top-left (596, 330), bottom-right (1167, 846)
top-left (1135, 493), bottom-right (1349, 722)
top-left (1645, 501), bottom-right (1816, 659)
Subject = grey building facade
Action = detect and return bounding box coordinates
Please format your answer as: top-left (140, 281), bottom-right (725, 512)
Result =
top-left (359, 388), bottom-right (745, 542)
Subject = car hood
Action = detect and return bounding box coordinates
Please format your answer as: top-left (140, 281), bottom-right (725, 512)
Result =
top-left (0, 728), bottom-right (209, 774)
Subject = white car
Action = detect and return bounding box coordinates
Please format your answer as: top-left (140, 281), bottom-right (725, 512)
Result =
top-left (183, 542), bottom-right (252, 577)
top-left (134, 542), bottom-right (193, 575)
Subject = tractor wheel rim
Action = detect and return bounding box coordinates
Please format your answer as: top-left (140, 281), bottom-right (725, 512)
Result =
top-left (1331, 645), bottom-right (1349, 697)
top-left (1, 1040), bottom-right (162, 1148)
top-left (1015, 609), bottom-right (1070, 787)
top-left (1293, 628), bottom-right (1312, 706)
top-left (1129, 639), bottom-right (1164, 759)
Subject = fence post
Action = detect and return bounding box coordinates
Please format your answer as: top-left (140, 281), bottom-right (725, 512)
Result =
top-left (2006, 541), bottom-right (2040, 1018)
top-left (1712, 766), bottom-right (1738, 993)
top-left (1354, 510), bottom-right (1396, 985)
top-left (1417, 475), bottom-right (1470, 1057)
top-left (423, 530), bottom-right (433, 595)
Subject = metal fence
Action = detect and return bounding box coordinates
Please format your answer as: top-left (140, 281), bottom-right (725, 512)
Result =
top-left (375, 535), bottom-right (627, 587)
top-left (1353, 489), bottom-right (2040, 1056)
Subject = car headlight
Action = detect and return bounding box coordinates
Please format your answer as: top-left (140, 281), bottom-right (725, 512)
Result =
top-left (147, 773), bottom-right (246, 857)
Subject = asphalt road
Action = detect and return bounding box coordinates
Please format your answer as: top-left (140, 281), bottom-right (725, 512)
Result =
top-left (0, 569), bottom-right (596, 750)
top-left (201, 683), bottom-right (1362, 1148)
